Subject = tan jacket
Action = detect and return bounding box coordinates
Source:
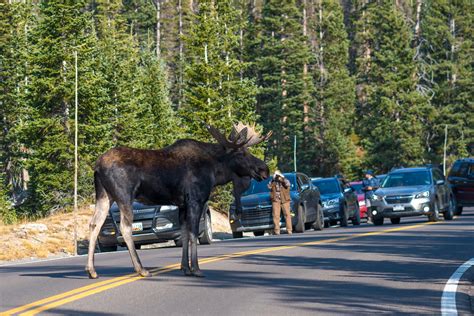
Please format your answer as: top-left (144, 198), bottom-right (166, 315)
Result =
top-left (269, 178), bottom-right (291, 203)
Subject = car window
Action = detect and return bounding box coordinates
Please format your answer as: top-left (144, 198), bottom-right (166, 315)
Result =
top-left (382, 171), bottom-right (431, 187)
top-left (312, 179), bottom-right (340, 195)
top-left (468, 163), bottom-right (474, 178)
top-left (449, 161), bottom-right (462, 177)
top-left (242, 174), bottom-right (297, 196)
top-left (433, 169), bottom-right (444, 181)
top-left (457, 163), bottom-right (469, 177)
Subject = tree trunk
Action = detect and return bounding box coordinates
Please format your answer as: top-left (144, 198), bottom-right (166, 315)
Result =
top-left (154, 0), bottom-right (161, 58)
top-left (303, 0), bottom-right (309, 132)
top-left (414, 0), bottom-right (422, 42)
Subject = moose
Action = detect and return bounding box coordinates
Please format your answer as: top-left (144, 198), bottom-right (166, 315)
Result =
top-left (86, 123), bottom-right (272, 278)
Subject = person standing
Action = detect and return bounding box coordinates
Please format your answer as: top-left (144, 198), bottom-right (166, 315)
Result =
top-left (362, 170), bottom-right (380, 220)
top-left (268, 170), bottom-right (293, 235)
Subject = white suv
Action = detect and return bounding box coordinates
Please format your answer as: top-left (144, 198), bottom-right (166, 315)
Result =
top-left (370, 167), bottom-right (455, 225)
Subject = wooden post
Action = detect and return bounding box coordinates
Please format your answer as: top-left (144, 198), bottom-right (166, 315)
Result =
top-left (73, 50), bottom-right (78, 256)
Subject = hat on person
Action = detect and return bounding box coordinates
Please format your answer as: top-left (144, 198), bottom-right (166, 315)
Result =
top-left (273, 170), bottom-right (284, 178)
top-left (364, 169), bottom-right (374, 175)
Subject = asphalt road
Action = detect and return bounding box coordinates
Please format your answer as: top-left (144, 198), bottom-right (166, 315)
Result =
top-left (1, 209), bottom-right (473, 316)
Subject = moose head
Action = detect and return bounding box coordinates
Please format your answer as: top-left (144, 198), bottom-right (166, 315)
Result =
top-left (207, 122), bottom-right (272, 181)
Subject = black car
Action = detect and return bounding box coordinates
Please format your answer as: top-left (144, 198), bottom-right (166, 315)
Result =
top-left (311, 177), bottom-right (360, 227)
top-left (98, 202), bottom-right (212, 251)
top-left (229, 172), bottom-right (323, 237)
top-left (370, 166), bottom-right (455, 225)
top-left (448, 158), bottom-right (474, 215)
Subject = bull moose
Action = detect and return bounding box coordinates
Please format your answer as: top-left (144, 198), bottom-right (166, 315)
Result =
top-left (86, 123), bottom-right (272, 278)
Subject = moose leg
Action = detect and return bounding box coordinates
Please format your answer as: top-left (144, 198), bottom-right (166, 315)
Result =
top-left (86, 193), bottom-right (111, 279)
top-left (189, 203), bottom-right (205, 277)
top-left (118, 203), bottom-right (151, 277)
top-left (179, 207), bottom-right (191, 275)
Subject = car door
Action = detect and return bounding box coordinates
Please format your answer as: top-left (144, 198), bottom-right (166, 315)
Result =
top-left (433, 169), bottom-right (448, 209)
top-left (297, 174), bottom-right (317, 222)
top-left (450, 162), bottom-right (474, 206)
top-left (341, 181), bottom-right (357, 216)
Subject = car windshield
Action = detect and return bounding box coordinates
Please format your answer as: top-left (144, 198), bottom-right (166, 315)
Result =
top-left (351, 183), bottom-right (363, 194)
top-left (382, 171), bottom-right (431, 187)
top-left (242, 174), bottom-right (297, 196)
top-left (312, 179), bottom-right (340, 195)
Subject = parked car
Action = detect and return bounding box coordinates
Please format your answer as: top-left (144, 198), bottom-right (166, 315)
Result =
top-left (448, 158), bottom-right (474, 215)
top-left (370, 166), bottom-right (455, 225)
top-left (349, 181), bottom-right (368, 220)
top-left (98, 202), bottom-right (212, 251)
top-left (229, 172), bottom-right (323, 237)
top-left (376, 174), bottom-right (387, 184)
top-left (312, 177), bottom-right (360, 227)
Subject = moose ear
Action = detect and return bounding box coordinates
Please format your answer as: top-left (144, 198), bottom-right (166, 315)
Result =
top-left (207, 125), bottom-right (230, 147)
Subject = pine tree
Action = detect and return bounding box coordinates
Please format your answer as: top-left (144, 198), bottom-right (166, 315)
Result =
top-left (255, 0), bottom-right (314, 172)
top-left (22, 0), bottom-right (107, 215)
top-left (306, 0), bottom-right (358, 178)
top-left (180, 0), bottom-right (258, 141)
top-left (0, 2), bottom-right (33, 222)
top-left (354, 0), bottom-right (430, 172)
top-left (418, 1), bottom-right (473, 162)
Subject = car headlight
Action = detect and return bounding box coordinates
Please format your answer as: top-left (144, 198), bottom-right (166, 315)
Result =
top-left (159, 205), bottom-right (178, 212)
top-left (323, 198), bottom-right (339, 207)
top-left (372, 194), bottom-right (383, 201)
top-left (414, 191), bottom-right (430, 199)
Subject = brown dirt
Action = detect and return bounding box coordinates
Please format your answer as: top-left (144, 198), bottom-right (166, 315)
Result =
top-left (0, 206), bottom-right (231, 264)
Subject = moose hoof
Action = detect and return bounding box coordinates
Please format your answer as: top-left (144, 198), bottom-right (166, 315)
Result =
top-left (191, 269), bottom-right (205, 278)
top-left (86, 269), bottom-right (98, 279)
top-left (139, 269), bottom-right (152, 278)
top-left (181, 267), bottom-right (192, 276)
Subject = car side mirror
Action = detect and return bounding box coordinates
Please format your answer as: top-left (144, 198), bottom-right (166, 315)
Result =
top-left (436, 179), bottom-right (445, 185)
top-left (343, 187), bottom-right (353, 193)
top-left (301, 184), bottom-right (309, 191)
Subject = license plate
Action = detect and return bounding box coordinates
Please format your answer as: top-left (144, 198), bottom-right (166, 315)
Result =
top-left (393, 205), bottom-right (405, 211)
top-left (132, 222), bottom-right (143, 232)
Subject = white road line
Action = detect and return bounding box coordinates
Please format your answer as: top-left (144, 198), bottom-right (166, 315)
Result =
top-left (441, 257), bottom-right (474, 316)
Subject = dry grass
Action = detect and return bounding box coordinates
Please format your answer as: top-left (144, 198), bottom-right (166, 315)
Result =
top-left (0, 205), bottom-right (231, 264)
top-left (0, 205), bottom-right (94, 263)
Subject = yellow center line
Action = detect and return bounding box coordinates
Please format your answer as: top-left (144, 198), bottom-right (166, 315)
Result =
top-left (1, 221), bottom-right (437, 316)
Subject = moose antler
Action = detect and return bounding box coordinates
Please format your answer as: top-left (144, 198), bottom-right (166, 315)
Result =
top-left (208, 122), bottom-right (272, 149)
top-left (230, 122), bottom-right (273, 147)
top-left (207, 125), bottom-right (249, 149)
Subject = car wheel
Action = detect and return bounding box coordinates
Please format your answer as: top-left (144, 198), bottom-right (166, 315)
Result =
top-left (443, 197), bottom-right (454, 221)
top-left (373, 217), bottom-right (384, 226)
top-left (232, 231), bottom-right (243, 238)
top-left (174, 239), bottom-right (183, 247)
top-left (390, 218), bottom-right (401, 224)
top-left (428, 201), bottom-right (439, 222)
top-left (324, 221), bottom-right (330, 228)
top-left (199, 212), bottom-right (213, 245)
top-left (340, 205), bottom-right (348, 227)
top-left (253, 231), bottom-right (265, 237)
top-left (313, 204), bottom-right (324, 231)
top-left (98, 243), bottom-right (117, 252)
top-left (294, 204), bottom-right (305, 233)
top-left (134, 244), bottom-right (142, 250)
top-left (454, 206), bottom-right (463, 216)
top-left (329, 220), bottom-right (338, 226)
top-left (352, 204), bottom-right (361, 226)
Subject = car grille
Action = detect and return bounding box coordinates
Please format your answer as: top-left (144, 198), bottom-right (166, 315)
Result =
top-left (241, 207), bottom-right (272, 224)
top-left (385, 195), bottom-right (413, 204)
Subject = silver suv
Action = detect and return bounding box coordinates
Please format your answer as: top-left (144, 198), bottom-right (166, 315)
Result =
top-left (370, 167), bottom-right (455, 225)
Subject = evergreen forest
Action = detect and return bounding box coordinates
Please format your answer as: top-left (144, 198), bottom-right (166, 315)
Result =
top-left (0, 0), bottom-right (472, 222)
